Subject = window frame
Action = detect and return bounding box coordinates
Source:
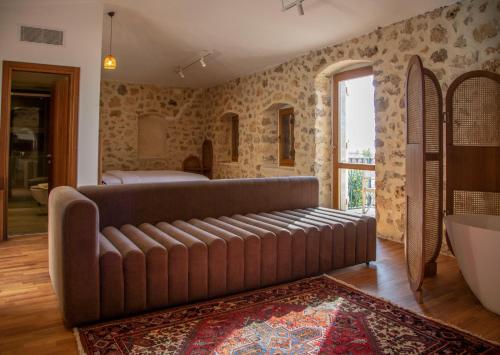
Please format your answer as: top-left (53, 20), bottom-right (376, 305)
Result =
top-left (231, 115), bottom-right (239, 162)
top-left (332, 66), bottom-right (375, 209)
top-left (278, 106), bottom-right (295, 167)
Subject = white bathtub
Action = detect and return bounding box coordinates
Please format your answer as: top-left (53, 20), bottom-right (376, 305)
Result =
top-left (445, 215), bottom-right (500, 315)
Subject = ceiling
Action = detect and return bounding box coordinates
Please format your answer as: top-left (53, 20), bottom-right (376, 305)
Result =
top-left (101, 0), bottom-right (455, 88)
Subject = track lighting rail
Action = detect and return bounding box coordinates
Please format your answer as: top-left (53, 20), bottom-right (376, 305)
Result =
top-left (282, 0), bottom-right (305, 15)
top-left (176, 52), bottom-right (212, 78)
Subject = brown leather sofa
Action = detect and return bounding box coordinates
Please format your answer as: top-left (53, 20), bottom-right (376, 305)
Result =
top-left (48, 177), bottom-right (376, 326)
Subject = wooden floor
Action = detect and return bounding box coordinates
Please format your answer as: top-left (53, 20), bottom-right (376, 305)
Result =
top-left (0, 236), bottom-right (499, 354)
top-left (8, 197), bottom-right (48, 236)
top-left (7, 207), bottom-right (48, 236)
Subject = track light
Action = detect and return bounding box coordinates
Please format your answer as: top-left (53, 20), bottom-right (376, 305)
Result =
top-left (175, 52), bottom-right (212, 79)
top-left (282, 0), bottom-right (306, 16)
top-left (296, 0), bottom-right (304, 15)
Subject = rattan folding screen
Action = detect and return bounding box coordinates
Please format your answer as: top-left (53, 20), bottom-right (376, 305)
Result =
top-left (445, 71), bottom-right (500, 251)
top-left (405, 55), bottom-right (500, 302)
top-left (405, 56), bottom-right (443, 303)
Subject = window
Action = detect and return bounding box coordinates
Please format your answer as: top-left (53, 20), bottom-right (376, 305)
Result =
top-left (333, 67), bottom-right (375, 216)
top-left (278, 107), bottom-right (295, 166)
top-left (231, 115), bottom-right (239, 162)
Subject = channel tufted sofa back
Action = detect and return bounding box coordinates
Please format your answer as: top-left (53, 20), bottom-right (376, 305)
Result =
top-left (78, 177), bottom-right (319, 229)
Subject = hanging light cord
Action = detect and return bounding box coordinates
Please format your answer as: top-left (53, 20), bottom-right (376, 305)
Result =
top-left (108, 11), bottom-right (115, 54)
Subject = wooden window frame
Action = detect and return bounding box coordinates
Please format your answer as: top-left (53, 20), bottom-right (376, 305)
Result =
top-left (332, 66), bottom-right (374, 209)
top-left (231, 115), bottom-right (239, 162)
top-left (278, 107), bottom-right (295, 167)
top-left (0, 61), bottom-right (79, 240)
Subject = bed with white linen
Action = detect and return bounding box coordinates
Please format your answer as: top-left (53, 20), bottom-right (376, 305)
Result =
top-left (102, 170), bottom-right (209, 185)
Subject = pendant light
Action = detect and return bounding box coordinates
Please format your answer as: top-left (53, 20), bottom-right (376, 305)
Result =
top-left (103, 11), bottom-right (117, 70)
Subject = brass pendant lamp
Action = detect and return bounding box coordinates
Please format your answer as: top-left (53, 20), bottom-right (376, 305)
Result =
top-left (103, 11), bottom-right (117, 70)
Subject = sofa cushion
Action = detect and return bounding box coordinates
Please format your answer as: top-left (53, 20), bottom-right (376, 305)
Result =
top-left (98, 233), bottom-right (124, 318)
top-left (102, 226), bottom-right (147, 313)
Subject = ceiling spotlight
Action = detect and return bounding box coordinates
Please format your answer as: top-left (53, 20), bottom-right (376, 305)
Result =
top-left (282, 0), bottom-right (305, 16)
top-left (175, 51), bottom-right (212, 78)
top-left (296, 0), bottom-right (304, 15)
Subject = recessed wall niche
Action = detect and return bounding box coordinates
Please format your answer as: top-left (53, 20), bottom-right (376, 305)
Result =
top-left (137, 113), bottom-right (175, 159)
top-left (261, 103), bottom-right (294, 167)
top-left (215, 112), bottom-right (239, 163)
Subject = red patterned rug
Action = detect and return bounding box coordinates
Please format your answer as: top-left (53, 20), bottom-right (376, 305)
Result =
top-left (76, 276), bottom-right (499, 354)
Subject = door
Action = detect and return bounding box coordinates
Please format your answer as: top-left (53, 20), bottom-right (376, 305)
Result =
top-left (0, 61), bottom-right (79, 240)
top-left (332, 66), bottom-right (375, 214)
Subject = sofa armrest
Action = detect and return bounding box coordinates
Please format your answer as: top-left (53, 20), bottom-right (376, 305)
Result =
top-left (48, 186), bottom-right (100, 326)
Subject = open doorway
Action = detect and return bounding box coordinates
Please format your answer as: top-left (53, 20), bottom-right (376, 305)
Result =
top-left (332, 67), bottom-right (375, 216)
top-left (0, 62), bottom-right (79, 239)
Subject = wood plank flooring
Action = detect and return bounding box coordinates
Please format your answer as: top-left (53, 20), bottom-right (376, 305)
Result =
top-left (0, 235), bottom-right (74, 355)
top-left (7, 206), bottom-right (48, 236)
top-left (8, 191), bottom-right (48, 236)
top-left (0, 235), bottom-right (499, 354)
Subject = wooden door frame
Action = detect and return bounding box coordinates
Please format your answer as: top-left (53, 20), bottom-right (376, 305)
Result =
top-left (0, 61), bottom-right (79, 241)
top-left (231, 115), bottom-right (239, 162)
top-left (332, 66), bottom-right (375, 209)
top-left (278, 106), bottom-right (295, 167)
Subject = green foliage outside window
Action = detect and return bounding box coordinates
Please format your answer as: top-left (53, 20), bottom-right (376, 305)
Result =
top-left (348, 170), bottom-right (363, 209)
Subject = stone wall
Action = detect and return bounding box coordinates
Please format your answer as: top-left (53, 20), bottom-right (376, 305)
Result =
top-left (202, 0), bottom-right (500, 244)
top-left (100, 81), bottom-right (206, 172)
top-left (99, 0), bottom-right (499, 246)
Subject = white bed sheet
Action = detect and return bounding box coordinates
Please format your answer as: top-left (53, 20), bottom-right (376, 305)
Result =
top-left (102, 170), bottom-right (209, 185)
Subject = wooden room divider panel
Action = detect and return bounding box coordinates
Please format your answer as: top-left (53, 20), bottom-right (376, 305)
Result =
top-left (422, 68), bottom-right (443, 276)
top-left (405, 56), bottom-right (425, 301)
top-left (405, 55), bottom-right (443, 303)
top-left (445, 71), bottom-right (500, 242)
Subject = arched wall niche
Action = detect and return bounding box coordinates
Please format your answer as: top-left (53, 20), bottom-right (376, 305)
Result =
top-left (214, 111), bottom-right (240, 163)
top-left (259, 102), bottom-right (297, 169)
top-left (137, 112), bottom-right (176, 160)
top-left (313, 59), bottom-right (373, 207)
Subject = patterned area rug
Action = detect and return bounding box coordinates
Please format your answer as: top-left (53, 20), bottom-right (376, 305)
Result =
top-left (76, 276), bottom-right (499, 354)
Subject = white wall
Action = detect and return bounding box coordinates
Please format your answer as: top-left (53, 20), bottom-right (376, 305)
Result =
top-left (0, 0), bottom-right (104, 186)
